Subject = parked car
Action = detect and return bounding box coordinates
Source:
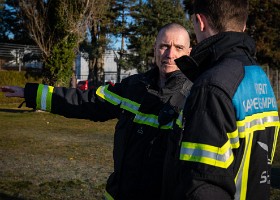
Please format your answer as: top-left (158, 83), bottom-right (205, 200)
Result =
top-left (105, 81), bottom-right (115, 86)
top-left (77, 80), bottom-right (96, 91)
top-left (77, 80), bottom-right (88, 91)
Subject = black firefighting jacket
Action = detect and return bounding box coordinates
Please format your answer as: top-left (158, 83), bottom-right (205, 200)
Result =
top-left (162, 32), bottom-right (279, 200)
top-left (24, 67), bottom-right (190, 200)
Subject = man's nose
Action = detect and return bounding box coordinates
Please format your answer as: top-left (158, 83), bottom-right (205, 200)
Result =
top-left (166, 47), bottom-right (176, 58)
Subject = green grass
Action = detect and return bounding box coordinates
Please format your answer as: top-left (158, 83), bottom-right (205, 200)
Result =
top-left (0, 104), bottom-right (280, 199)
top-left (0, 104), bottom-right (116, 200)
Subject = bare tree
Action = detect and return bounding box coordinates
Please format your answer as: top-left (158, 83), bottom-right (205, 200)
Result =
top-left (18, 0), bottom-right (107, 86)
top-left (19, 0), bottom-right (97, 58)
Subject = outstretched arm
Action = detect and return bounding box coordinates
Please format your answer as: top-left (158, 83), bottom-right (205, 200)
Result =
top-left (0, 86), bottom-right (24, 98)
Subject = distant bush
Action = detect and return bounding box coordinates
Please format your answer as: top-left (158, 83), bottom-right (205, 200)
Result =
top-left (0, 70), bottom-right (42, 104)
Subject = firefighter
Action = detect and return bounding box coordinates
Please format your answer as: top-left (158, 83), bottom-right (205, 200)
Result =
top-left (1, 23), bottom-right (192, 200)
top-left (163, 0), bottom-right (280, 199)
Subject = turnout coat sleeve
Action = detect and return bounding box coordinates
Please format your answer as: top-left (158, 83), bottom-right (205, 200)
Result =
top-left (24, 82), bottom-right (122, 121)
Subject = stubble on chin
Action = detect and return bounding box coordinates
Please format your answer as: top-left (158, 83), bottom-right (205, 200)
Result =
top-left (162, 64), bottom-right (179, 73)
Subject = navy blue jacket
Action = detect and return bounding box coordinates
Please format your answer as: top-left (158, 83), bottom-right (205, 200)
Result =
top-left (24, 67), bottom-right (190, 200)
top-left (163, 32), bottom-right (279, 200)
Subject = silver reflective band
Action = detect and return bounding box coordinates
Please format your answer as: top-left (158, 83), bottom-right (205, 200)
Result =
top-left (121, 100), bottom-right (140, 114)
top-left (238, 115), bottom-right (279, 133)
top-left (180, 146), bottom-right (232, 163)
top-left (40, 85), bottom-right (49, 110)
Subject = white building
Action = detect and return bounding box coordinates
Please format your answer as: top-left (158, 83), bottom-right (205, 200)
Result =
top-left (103, 50), bottom-right (138, 84)
top-left (76, 50), bottom-right (138, 84)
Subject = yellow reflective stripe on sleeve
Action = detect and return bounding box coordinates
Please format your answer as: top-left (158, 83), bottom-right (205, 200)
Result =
top-left (176, 110), bottom-right (183, 128)
top-left (96, 85), bottom-right (122, 105)
top-left (96, 85), bottom-right (140, 114)
top-left (227, 129), bottom-right (240, 149)
top-left (134, 112), bottom-right (173, 129)
top-left (96, 84), bottom-right (184, 130)
top-left (36, 84), bottom-right (54, 111)
top-left (180, 140), bottom-right (234, 168)
top-left (104, 190), bottom-right (114, 200)
top-left (120, 98), bottom-right (140, 114)
top-left (36, 84), bottom-right (43, 110)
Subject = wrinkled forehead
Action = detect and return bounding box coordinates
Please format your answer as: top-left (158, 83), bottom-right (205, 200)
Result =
top-left (156, 28), bottom-right (190, 47)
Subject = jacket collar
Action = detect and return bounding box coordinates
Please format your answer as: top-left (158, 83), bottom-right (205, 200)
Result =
top-left (142, 66), bottom-right (187, 89)
top-left (175, 32), bottom-right (256, 82)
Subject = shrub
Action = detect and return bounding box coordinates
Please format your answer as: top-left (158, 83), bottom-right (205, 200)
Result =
top-left (0, 70), bottom-right (42, 104)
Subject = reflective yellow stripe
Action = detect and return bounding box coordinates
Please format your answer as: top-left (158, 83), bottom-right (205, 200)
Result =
top-left (36, 84), bottom-right (43, 110)
top-left (234, 111), bottom-right (280, 200)
top-left (96, 85), bottom-right (184, 130)
top-left (96, 85), bottom-right (122, 105)
top-left (176, 110), bottom-right (183, 128)
top-left (227, 129), bottom-right (240, 149)
top-left (234, 132), bottom-right (253, 200)
top-left (96, 85), bottom-right (140, 114)
top-left (120, 98), bottom-right (140, 114)
top-left (46, 86), bottom-right (53, 111)
top-left (104, 190), bottom-right (114, 200)
top-left (237, 111), bottom-right (279, 138)
top-left (228, 111), bottom-right (279, 149)
top-left (180, 140), bottom-right (234, 168)
top-left (271, 124), bottom-right (279, 163)
top-left (134, 112), bottom-right (173, 129)
top-left (36, 84), bottom-right (54, 111)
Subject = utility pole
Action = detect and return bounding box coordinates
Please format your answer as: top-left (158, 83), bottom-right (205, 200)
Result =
top-left (117, 0), bottom-right (126, 83)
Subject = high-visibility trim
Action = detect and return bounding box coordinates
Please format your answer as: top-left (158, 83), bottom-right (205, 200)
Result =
top-left (96, 85), bottom-right (186, 130)
top-left (176, 110), bottom-right (184, 128)
top-left (180, 140), bottom-right (234, 168)
top-left (234, 111), bottom-right (280, 199)
top-left (227, 129), bottom-right (240, 149)
top-left (271, 125), bottom-right (279, 163)
top-left (237, 111), bottom-right (279, 138)
top-left (234, 132), bottom-right (253, 200)
top-left (36, 84), bottom-right (54, 111)
top-left (120, 98), bottom-right (140, 114)
top-left (96, 85), bottom-right (140, 114)
top-left (134, 112), bottom-right (173, 129)
top-left (228, 111), bottom-right (279, 149)
top-left (104, 190), bottom-right (114, 200)
top-left (36, 84), bottom-right (43, 110)
top-left (96, 85), bottom-right (122, 105)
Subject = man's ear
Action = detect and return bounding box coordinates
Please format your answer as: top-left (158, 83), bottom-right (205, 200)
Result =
top-left (188, 47), bottom-right (192, 56)
top-left (243, 24), bottom-right (246, 32)
top-left (196, 14), bottom-right (205, 32)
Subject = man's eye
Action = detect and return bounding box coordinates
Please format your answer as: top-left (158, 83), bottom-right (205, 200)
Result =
top-left (160, 45), bottom-right (168, 50)
top-left (177, 47), bottom-right (184, 50)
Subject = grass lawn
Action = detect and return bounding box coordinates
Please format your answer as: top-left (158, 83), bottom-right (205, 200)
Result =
top-left (0, 104), bottom-right (280, 199)
top-left (0, 104), bottom-right (116, 200)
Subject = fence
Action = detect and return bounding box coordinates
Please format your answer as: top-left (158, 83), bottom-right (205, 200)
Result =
top-left (0, 43), bottom-right (42, 71)
top-left (264, 66), bottom-right (280, 100)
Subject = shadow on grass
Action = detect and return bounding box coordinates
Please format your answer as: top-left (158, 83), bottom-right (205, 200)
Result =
top-left (0, 193), bottom-right (26, 200)
top-left (0, 108), bottom-right (35, 113)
